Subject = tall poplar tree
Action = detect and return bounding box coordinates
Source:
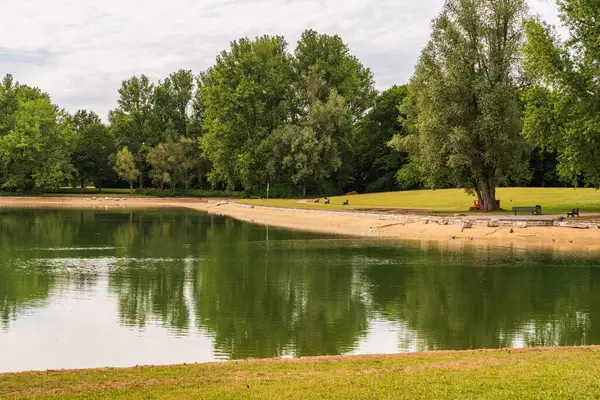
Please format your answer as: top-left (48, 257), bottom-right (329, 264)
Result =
top-left (392, 0), bottom-right (530, 210)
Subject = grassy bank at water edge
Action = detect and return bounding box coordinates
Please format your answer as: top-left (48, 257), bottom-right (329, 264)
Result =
top-left (1, 347), bottom-right (600, 399)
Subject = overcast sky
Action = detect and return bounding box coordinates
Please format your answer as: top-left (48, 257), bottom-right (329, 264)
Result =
top-left (0, 0), bottom-right (561, 119)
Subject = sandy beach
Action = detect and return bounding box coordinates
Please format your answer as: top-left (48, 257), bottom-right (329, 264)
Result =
top-left (1, 196), bottom-right (599, 252)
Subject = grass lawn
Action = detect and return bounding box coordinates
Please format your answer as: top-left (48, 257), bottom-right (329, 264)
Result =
top-left (1, 348), bottom-right (600, 399)
top-left (240, 187), bottom-right (600, 215)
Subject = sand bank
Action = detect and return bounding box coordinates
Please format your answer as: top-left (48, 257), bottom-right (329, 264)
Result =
top-left (1, 197), bottom-right (599, 252)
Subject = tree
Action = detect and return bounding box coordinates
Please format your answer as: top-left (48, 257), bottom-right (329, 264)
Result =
top-left (147, 142), bottom-right (171, 191)
top-left (148, 137), bottom-right (201, 191)
top-left (269, 68), bottom-right (353, 197)
top-left (294, 30), bottom-right (376, 119)
top-left (114, 147), bottom-right (140, 195)
top-left (200, 35), bottom-right (296, 190)
top-left (391, 0), bottom-right (530, 211)
top-left (151, 70), bottom-right (195, 139)
top-left (71, 110), bottom-right (116, 192)
top-left (522, 1), bottom-right (600, 187)
top-left (353, 85), bottom-right (411, 193)
top-left (0, 76), bottom-right (74, 192)
top-left (0, 75), bottom-right (20, 136)
top-left (109, 75), bottom-right (155, 188)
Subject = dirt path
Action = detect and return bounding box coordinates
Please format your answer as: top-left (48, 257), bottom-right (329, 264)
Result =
top-left (1, 197), bottom-right (599, 252)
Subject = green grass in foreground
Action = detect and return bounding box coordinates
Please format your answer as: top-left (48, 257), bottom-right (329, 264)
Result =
top-left (1, 348), bottom-right (600, 399)
top-left (240, 187), bottom-right (600, 215)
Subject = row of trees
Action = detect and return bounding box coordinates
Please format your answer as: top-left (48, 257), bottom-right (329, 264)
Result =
top-left (0, 30), bottom-right (408, 195)
top-left (1, 0), bottom-right (598, 203)
top-left (389, 0), bottom-right (600, 210)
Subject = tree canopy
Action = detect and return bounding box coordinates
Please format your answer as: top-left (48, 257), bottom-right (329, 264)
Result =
top-left (0, 75), bottom-right (74, 192)
top-left (200, 35), bottom-right (296, 190)
top-left (522, 0), bottom-right (600, 187)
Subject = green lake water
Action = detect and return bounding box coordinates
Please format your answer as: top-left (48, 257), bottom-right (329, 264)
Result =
top-left (1, 208), bottom-right (599, 372)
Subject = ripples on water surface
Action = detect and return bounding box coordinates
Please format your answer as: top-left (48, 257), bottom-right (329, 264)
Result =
top-left (0, 208), bottom-right (599, 372)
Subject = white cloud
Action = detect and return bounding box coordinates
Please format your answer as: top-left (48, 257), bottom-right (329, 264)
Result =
top-left (0, 0), bottom-right (560, 118)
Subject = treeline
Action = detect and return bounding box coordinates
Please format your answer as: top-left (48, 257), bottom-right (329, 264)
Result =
top-left (0, 30), bottom-right (409, 196)
top-left (0, 0), bottom-right (595, 200)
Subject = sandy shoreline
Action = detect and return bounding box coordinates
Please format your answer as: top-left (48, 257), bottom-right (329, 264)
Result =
top-left (1, 196), bottom-right (600, 252)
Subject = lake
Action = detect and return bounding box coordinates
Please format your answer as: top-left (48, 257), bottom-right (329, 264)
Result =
top-left (1, 208), bottom-right (599, 372)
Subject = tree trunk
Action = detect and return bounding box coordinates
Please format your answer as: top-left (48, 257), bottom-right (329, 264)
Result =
top-left (160, 181), bottom-right (164, 192)
top-left (303, 180), bottom-right (307, 198)
top-left (474, 186), bottom-right (484, 210)
top-left (129, 181), bottom-right (134, 196)
top-left (139, 173), bottom-right (143, 190)
top-left (478, 173), bottom-right (498, 211)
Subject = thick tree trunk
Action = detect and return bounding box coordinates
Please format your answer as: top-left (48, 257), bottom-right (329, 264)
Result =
top-left (129, 181), bottom-right (134, 196)
top-left (303, 180), bottom-right (307, 198)
top-left (478, 173), bottom-right (498, 211)
top-left (139, 173), bottom-right (143, 190)
top-left (160, 182), bottom-right (164, 192)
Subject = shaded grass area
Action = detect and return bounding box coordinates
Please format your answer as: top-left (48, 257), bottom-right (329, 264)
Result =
top-left (240, 188), bottom-right (600, 215)
top-left (1, 348), bottom-right (600, 399)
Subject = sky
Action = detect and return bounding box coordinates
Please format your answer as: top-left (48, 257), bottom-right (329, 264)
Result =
top-left (0, 0), bottom-right (561, 119)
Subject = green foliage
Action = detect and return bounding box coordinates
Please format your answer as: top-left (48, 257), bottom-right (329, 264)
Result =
top-left (136, 188), bottom-right (244, 198)
top-left (147, 136), bottom-right (202, 191)
top-left (0, 75), bottom-right (74, 192)
top-left (295, 29), bottom-right (376, 119)
top-left (244, 182), bottom-right (300, 199)
top-left (200, 35), bottom-right (296, 190)
top-left (353, 85), bottom-right (411, 193)
top-left (270, 68), bottom-right (353, 196)
top-left (109, 75), bottom-right (155, 186)
top-left (147, 141), bottom-right (172, 190)
top-left (71, 110), bottom-right (117, 189)
top-left (151, 69), bottom-right (196, 139)
top-left (522, 2), bottom-right (600, 187)
top-left (114, 147), bottom-right (140, 194)
top-left (392, 0), bottom-right (530, 210)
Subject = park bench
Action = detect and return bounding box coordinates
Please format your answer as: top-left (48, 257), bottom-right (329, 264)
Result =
top-left (342, 200), bottom-right (349, 206)
top-left (512, 205), bottom-right (542, 215)
top-left (567, 208), bottom-right (580, 218)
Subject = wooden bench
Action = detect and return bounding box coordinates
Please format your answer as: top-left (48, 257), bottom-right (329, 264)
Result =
top-left (512, 205), bottom-right (542, 215)
top-left (567, 208), bottom-right (580, 218)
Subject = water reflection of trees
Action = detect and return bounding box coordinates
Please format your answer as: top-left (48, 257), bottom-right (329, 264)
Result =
top-left (363, 245), bottom-right (600, 350)
top-left (0, 209), bottom-right (97, 327)
top-left (3, 208), bottom-right (600, 358)
top-left (192, 236), bottom-right (369, 359)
